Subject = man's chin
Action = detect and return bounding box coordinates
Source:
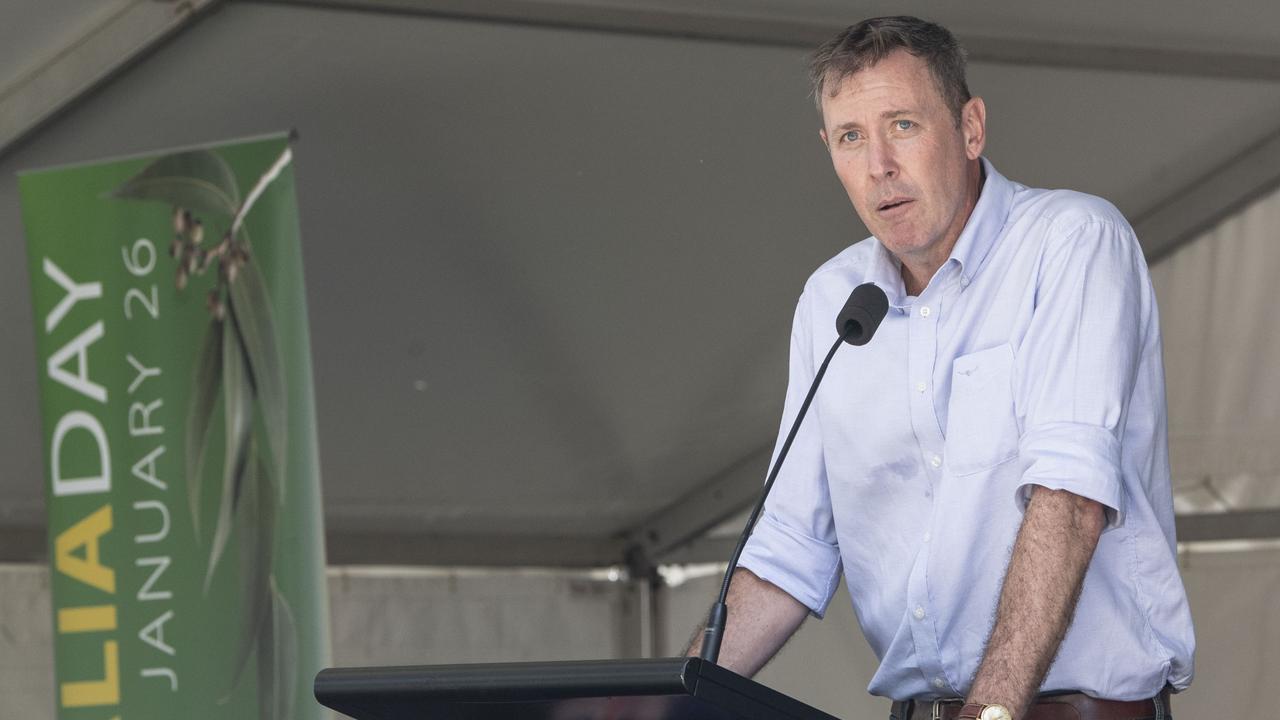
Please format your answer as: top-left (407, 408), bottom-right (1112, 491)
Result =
top-left (874, 232), bottom-right (925, 257)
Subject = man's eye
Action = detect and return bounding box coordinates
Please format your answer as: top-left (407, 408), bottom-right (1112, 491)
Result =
top-left (895, 120), bottom-right (914, 130)
top-left (842, 131), bottom-right (860, 142)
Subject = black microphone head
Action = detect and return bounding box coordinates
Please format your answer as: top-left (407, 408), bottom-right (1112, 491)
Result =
top-left (835, 282), bottom-right (889, 346)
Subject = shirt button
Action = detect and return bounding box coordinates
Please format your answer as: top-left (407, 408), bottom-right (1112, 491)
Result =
top-left (919, 305), bottom-right (931, 317)
top-left (913, 606), bottom-right (925, 620)
top-left (933, 677), bottom-right (946, 689)
top-left (915, 381), bottom-right (927, 393)
top-left (923, 532), bottom-right (931, 543)
top-left (930, 454), bottom-right (942, 468)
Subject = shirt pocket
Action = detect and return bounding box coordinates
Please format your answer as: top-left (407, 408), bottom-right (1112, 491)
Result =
top-left (945, 343), bottom-right (1019, 476)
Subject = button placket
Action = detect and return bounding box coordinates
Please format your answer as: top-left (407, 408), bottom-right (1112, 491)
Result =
top-left (905, 545), bottom-right (947, 694)
top-left (909, 292), bottom-right (945, 479)
top-left (904, 288), bottom-right (951, 697)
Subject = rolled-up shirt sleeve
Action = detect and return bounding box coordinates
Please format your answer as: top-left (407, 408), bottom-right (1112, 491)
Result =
top-left (738, 289), bottom-right (842, 617)
top-left (1013, 214), bottom-right (1154, 529)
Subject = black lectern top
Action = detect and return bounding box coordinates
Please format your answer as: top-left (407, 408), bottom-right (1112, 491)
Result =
top-left (314, 657), bottom-right (842, 720)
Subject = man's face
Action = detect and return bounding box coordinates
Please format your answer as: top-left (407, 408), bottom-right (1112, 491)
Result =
top-left (819, 50), bottom-right (984, 269)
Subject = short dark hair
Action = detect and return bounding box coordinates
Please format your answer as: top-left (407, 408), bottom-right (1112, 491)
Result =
top-left (809, 16), bottom-right (971, 125)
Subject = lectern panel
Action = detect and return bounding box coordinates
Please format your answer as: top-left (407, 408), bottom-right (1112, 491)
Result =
top-left (315, 658), bottom-right (841, 720)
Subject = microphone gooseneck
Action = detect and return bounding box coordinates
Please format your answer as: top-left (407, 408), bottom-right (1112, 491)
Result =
top-left (699, 282), bottom-right (888, 665)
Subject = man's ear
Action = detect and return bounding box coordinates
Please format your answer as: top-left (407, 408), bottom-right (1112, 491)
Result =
top-left (819, 128), bottom-right (829, 149)
top-left (962, 97), bottom-right (987, 160)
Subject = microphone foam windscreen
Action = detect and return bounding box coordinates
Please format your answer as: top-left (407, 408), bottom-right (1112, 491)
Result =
top-left (835, 283), bottom-right (889, 346)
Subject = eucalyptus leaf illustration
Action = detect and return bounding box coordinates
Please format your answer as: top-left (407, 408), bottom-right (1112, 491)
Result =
top-left (278, 590), bottom-right (299, 720)
top-left (223, 440), bottom-right (276, 696)
top-left (227, 232), bottom-right (289, 501)
top-left (110, 150), bottom-right (240, 221)
top-left (186, 320), bottom-right (223, 542)
top-left (204, 317), bottom-right (255, 592)
top-left (265, 578), bottom-right (298, 720)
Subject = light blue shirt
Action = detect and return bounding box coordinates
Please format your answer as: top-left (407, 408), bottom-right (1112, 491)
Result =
top-left (739, 159), bottom-right (1195, 701)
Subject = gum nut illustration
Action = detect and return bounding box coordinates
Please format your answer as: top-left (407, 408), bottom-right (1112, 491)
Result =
top-left (206, 289), bottom-right (225, 320)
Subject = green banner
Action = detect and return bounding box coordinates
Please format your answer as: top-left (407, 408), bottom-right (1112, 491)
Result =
top-left (20, 134), bottom-right (330, 720)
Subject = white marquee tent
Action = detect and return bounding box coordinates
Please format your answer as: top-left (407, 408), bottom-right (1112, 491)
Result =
top-left (1, 1), bottom-right (1277, 717)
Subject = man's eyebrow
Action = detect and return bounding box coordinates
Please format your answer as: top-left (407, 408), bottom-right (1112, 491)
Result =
top-left (833, 110), bottom-right (915, 130)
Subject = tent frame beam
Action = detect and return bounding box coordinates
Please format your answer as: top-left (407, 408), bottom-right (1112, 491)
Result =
top-left (633, 509), bottom-right (1280, 565)
top-left (0, 0), bottom-right (222, 159)
top-left (1173, 510), bottom-right (1280, 544)
top-left (261, 0), bottom-right (1280, 81)
top-left (619, 445), bottom-right (770, 569)
top-left (1, 510), bottom-right (1274, 566)
top-left (325, 529), bottom-right (628, 567)
top-left (1136, 126), bottom-right (1280, 264)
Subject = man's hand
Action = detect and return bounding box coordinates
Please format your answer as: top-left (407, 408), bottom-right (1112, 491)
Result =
top-left (966, 486), bottom-right (1106, 719)
top-left (685, 568), bottom-right (810, 678)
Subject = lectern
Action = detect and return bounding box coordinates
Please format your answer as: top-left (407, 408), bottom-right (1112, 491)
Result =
top-left (314, 657), bottom-right (842, 719)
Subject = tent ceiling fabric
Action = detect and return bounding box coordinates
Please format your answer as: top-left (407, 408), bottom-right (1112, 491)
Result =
top-left (1, 1), bottom-right (1278, 565)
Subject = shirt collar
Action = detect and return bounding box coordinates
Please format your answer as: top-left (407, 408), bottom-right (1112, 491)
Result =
top-left (949, 157), bottom-right (1013, 288)
top-left (864, 241), bottom-right (909, 308)
top-left (863, 157), bottom-right (1015, 308)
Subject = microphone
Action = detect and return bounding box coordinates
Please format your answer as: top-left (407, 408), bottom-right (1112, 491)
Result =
top-left (835, 282), bottom-right (889, 346)
top-left (698, 282), bottom-right (888, 666)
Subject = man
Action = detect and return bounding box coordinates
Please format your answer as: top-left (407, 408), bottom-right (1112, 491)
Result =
top-left (688, 16), bottom-right (1195, 720)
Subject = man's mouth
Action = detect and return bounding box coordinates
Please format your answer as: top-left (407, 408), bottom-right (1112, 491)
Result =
top-left (877, 198), bottom-right (913, 212)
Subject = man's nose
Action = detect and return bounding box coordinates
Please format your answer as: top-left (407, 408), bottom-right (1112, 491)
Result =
top-left (867, 137), bottom-right (898, 180)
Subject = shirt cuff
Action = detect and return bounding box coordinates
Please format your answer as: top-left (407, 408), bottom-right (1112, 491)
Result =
top-left (1017, 421), bottom-right (1126, 529)
top-left (737, 513), bottom-right (842, 618)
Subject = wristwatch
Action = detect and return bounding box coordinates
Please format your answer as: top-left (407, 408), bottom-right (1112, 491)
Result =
top-left (958, 703), bottom-right (1013, 720)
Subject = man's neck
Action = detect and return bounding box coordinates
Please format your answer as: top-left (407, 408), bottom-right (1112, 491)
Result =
top-left (900, 258), bottom-right (939, 297)
top-left (898, 159), bottom-right (985, 297)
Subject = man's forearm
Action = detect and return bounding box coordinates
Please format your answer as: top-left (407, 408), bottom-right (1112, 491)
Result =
top-left (686, 567), bottom-right (810, 678)
top-left (967, 486), bottom-right (1105, 719)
